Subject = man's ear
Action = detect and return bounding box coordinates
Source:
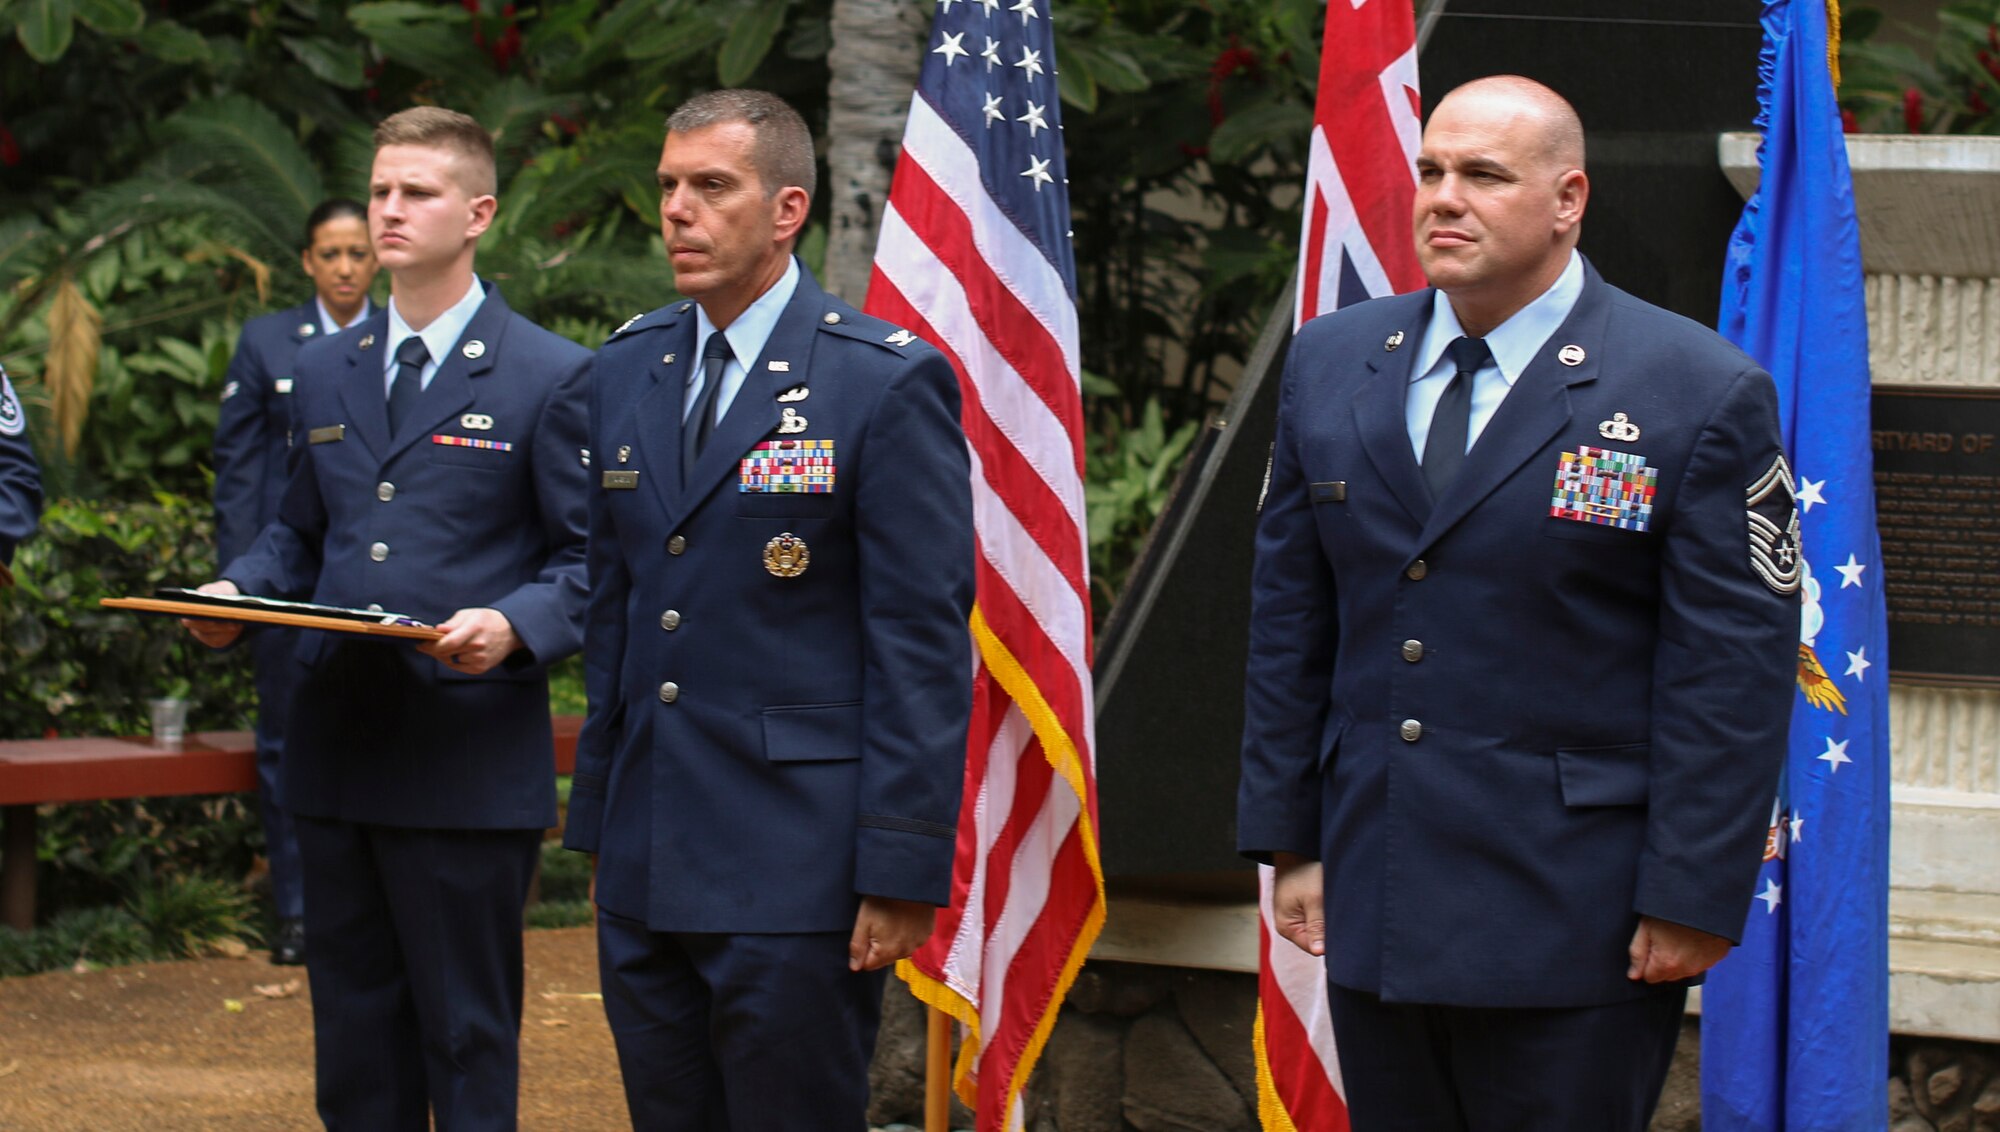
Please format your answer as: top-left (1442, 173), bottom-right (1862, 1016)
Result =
top-left (1553, 169), bottom-right (1589, 235)
top-left (465, 194), bottom-right (498, 241)
top-left (771, 186), bottom-right (810, 245)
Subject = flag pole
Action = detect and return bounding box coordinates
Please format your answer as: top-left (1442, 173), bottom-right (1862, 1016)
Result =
top-left (924, 1004), bottom-right (951, 1132)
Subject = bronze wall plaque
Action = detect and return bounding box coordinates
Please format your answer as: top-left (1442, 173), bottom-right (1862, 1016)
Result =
top-left (1871, 385), bottom-right (2000, 686)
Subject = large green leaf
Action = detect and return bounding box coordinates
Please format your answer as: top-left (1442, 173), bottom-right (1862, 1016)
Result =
top-left (346, 1), bottom-right (467, 34)
top-left (136, 19), bottom-right (209, 64)
top-left (717, 0), bottom-right (787, 87)
top-left (73, 0), bottom-right (141, 36)
top-left (156, 96), bottom-right (325, 253)
top-left (15, 0), bottom-right (76, 63)
top-left (281, 36), bottom-right (366, 89)
top-left (364, 21), bottom-right (499, 93)
top-left (1208, 98), bottom-right (1312, 165)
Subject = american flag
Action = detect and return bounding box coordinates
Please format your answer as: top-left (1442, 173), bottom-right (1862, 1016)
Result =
top-left (864, 0), bottom-right (1102, 1128)
top-left (1257, 2), bottom-right (1424, 1128)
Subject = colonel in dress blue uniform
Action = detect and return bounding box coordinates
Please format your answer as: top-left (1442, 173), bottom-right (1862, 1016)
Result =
top-left (186, 108), bottom-right (588, 1132)
top-left (211, 197), bottom-right (378, 966)
top-left (0, 362), bottom-right (39, 575)
top-left (1237, 78), bottom-right (1799, 1130)
top-left (562, 90), bottom-right (975, 1132)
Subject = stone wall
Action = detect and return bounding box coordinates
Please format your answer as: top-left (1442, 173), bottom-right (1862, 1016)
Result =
top-left (867, 962), bottom-right (2000, 1131)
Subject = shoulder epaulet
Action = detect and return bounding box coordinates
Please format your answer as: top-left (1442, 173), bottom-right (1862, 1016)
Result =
top-left (816, 306), bottom-right (925, 353)
top-left (606, 301), bottom-right (693, 344)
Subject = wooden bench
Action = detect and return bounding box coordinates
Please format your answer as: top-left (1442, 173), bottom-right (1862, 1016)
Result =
top-left (0, 714), bottom-right (583, 933)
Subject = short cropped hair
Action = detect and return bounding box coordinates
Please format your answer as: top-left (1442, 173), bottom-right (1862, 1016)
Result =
top-left (373, 107), bottom-right (498, 197)
top-left (303, 198), bottom-right (367, 248)
top-left (665, 89), bottom-right (816, 200)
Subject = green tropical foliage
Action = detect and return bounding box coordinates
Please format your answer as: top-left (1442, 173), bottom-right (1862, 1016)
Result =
top-left (1841, 2), bottom-right (2000, 133)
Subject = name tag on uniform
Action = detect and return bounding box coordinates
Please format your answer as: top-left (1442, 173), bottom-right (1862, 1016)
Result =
top-left (602, 470), bottom-right (640, 490)
top-left (1310, 481), bottom-right (1346, 503)
top-left (308, 425), bottom-right (346, 444)
top-left (275, 379), bottom-right (294, 394)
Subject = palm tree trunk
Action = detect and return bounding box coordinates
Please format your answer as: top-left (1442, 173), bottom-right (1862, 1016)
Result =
top-left (821, 0), bottom-right (929, 302)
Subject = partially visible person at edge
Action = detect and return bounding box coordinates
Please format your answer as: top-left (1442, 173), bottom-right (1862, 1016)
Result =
top-left (0, 360), bottom-right (39, 577)
top-left (1237, 75), bottom-right (1799, 1131)
top-left (210, 197), bottom-right (380, 968)
top-left (563, 89), bottom-right (976, 1131)
top-left (183, 107), bottom-right (589, 1132)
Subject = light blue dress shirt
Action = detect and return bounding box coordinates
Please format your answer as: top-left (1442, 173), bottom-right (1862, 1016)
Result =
top-left (685, 257), bottom-right (802, 424)
top-left (1405, 250), bottom-right (1585, 459)
top-left (315, 296), bottom-right (372, 336)
top-left (383, 279), bottom-right (487, 395)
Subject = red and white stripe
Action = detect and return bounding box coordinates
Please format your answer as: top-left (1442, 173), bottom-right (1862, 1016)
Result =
top-left (867, 91), bottom-right (1103, 1132)
top-left (1262, 2), bottom-right (1426, 1129)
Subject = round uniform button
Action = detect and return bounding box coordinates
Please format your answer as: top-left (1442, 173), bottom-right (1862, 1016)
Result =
top-left (668, 535), bottom-right (687, 555)
top-left (366, 603), bottom-right (384, 613)
top-left (1406, 559), bottom-right (1428, 581)
top-left (1401, 639), bottom-right (1424, 663)
top-left (658, 682), bottom-right (679, 704)
top-left (369, 541), bottom-right (389, 562)
top-left (376, 481), bottom-right (395, 502)
top-left (1399, 719), bottom-right (1423, 742)
top-left (660, 610), bottom-right (681, 631)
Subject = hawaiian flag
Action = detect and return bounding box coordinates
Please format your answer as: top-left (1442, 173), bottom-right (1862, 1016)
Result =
top-left (1258, 2), bottom-right (1426, 1129)
top-left (864, 0), bottom-right (1102, 1128)
top-left (1700, 2), bottom-right (1891, 1129)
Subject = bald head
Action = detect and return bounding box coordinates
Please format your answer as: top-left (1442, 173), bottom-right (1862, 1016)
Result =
top-left (1435, 76), bottom-right (1586, 172)
top-left (1411, 75), bottom-right (1590, 336)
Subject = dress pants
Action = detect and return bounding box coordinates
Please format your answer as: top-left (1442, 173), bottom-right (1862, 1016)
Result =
top-left (250, 628), bottom-right (303, 920)
top-left (1326, 980), bottom-right (1687, 1132)
top-left (295, 816), bottom-right (541, 1132)
top-left (596, 906), bottom-right (888, 1132)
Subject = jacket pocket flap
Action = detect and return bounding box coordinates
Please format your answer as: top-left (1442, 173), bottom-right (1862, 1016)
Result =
top-left (1556, 742), bottom-right (1650, 806)
top-left (762, 701), bottom-right (863, 763)
top-left (1316, 713), bottom-right (1351, 771)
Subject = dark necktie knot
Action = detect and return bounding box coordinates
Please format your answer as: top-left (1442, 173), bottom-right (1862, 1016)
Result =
top-left (702, 332), bottom-right (733, 367)
top-left (1445, 335), bottom-right (1490, 377)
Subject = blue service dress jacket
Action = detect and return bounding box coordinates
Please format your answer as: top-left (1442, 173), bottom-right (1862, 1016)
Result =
top-left (0, 363), bottom-right (39, 565)
top-left (214, 302), bottom-right (333, 564)
top-left (1237, 261), bottom-right (1800, 1009)
top-left (222, 285), bottom-right (591, 830)
top-left (564, 263), bottom-right (977, 935)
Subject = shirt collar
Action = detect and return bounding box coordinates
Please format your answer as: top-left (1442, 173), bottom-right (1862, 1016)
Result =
top-left (386, 279), bottom-right (486, 370)
top-left (693, 257), bottom-right (801, 381)
top-left (1413, 249), bottom-right (1585, 386)
top-left (315, 296), bottom-right (372, 335)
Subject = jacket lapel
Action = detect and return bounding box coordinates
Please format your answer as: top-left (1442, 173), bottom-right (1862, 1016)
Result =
top-left (1415, 262), bottom-right (1612, 549)
top-left (382, 284), bottom-right (508, 464)
top-left (632, 311), bottom-right (696, 523)
top-left (1352, 294), bottom-right (1433, 525)
top-left (671, 270), bottom-right (827, 516)
top-left (335, 310), bottom-right (393, 458)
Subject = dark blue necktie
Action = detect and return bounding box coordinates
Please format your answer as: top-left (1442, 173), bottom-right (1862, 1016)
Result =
top-left (388, 335), bottom-right (429, 435)
top-left (1422, 335), bottom-right (1491, 499)
top-left (683, 332), bottom-right (733, 480)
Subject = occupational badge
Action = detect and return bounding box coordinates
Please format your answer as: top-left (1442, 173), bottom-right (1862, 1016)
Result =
top-left (1746, 454), bottom-right (1802, 595)
top-left (0, 366), bottom-right (24, 437)
top-left (1549, 445), bottom-right (1658, 532)
top-left (662, 354), bottom-right (676, 365)
top-left (776, 407), bottom-right (809, 435)
top-left (741, 440), bottom-right (835, 493)
top-left (358, 335), bottom-right (376, 351)
top-left (1384, 331), bottom-right (1404, 352)
top-left (1598, 412), bottom-right (1640, 442)
top-left (461, 413), bottom-right (495, 431)
top-left (764, 532), bottom-right (810, 578)
top-left (777, 385), bottom-right (809, 403)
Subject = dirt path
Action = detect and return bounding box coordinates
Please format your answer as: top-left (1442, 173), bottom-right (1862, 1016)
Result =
top-left (0, 927), bottom-right (629, 1131)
